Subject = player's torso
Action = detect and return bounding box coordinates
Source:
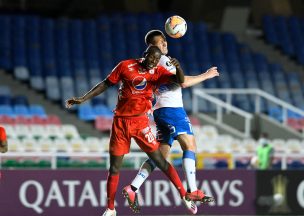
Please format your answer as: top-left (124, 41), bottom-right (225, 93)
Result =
top-left (119, 59), bottom-right (159, 99)
top-left (154, 55), bottom-right (183, 109)
top-left (114, 59), bottom-right (161, 117)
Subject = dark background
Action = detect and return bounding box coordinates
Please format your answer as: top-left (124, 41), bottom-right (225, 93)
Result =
top-left (0, 0), bottom-right (304, 27)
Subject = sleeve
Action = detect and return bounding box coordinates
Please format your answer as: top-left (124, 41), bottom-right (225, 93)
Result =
top-left (159, 56), bottom-right (176, 73)
top-left (105, 62), bottom-right (123, 85)
top-left (155, 66), bottom-right (175, 84)
top-left (0, 127), bottom-right (7, 141)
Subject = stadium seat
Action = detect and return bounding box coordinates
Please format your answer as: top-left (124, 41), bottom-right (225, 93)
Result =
top-left (78, 105), bottom-right (96, 121)
top-left (84, 137), bottom-right (103, 153)
top-left (46, 115), bottom-right (61, 125)
top-left (0, 105), bottom-right (14, 117)
top-left (38, 138), bottom-right (55, 152)
top-left (22, 138), bottom-right (39, 152)
top-left (94, 104), bottom-right (113, 117)
top-left (0, 115), bottom-right (15, 124)
top-left (3, 159), bottom-right (21, 168)
top-left (70, 138), bottom-right (86, 152)
top-left (29, 105), bottom-right (47, 118)
top-left (14, 125), bottom-right (31, 139)
top-left (15, 116), bottom-right (32, 125)
top-left (95, 116), bottom-right (112, 132)
top-left (0, 85), bottom-right (12, 96)
top-left (14, 105), bottom-right (31, 117)
top-left (46, 76), bottom-right (61, 101)
top-left (37, 160), bottom-right (51, 168)
top-left (61, 124), bottom-right (80, 139)
top-left (272, 139), bottom-right (286, 153)
top-left (54, 138), bottom-right (70, 152)
top-left (0, 95), bottom-right (11, 105)
top-left (45, 125), bottom-right (64, 139)
top-left (7, 138), bottom-right (22, 152)
top-left (215, 160), bottom-right (228, 169)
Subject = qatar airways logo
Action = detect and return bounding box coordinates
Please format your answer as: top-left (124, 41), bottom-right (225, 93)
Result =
top-left (132, 76), bottom-right (147, 90)
top-left (18, 179), bottom-right (247, 214)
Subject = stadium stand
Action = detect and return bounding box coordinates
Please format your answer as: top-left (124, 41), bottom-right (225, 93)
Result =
top-left (0, 11), bottom-right (304, 169)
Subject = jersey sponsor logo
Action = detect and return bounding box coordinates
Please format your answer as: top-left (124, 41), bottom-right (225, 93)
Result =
top-left (165, 61), bottom-right (172, 67)
top-left (132, 76), bottom-right (147, 90)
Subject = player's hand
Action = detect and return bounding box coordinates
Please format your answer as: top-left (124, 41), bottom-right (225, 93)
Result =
top-left (169, 58), bottom-right (181, 69)
top-left (205, 67), bottom-right (219, 79)
top-left (0, 141), bottom-right (8, 153)
top-left (65, 97), bottom-right (84, 108)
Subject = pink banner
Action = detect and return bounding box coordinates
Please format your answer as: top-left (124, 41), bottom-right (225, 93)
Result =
top-left (0, 170), bottom-right (256, 215)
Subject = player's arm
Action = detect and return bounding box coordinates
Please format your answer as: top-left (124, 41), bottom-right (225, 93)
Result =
top-left (168, 58), bottom-right (185, 84)
top-left (0, 140), bottom-right (7, 153)
top-left (181, 67), bottom-right (219, 88)
top-left (65, 79), bottom-right (111, 108)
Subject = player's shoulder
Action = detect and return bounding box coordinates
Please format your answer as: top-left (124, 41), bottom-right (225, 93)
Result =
top-left (159, 55), bottom-right (170, 64)
top-left (120, 59), bottom-right (138, 66)
top-left (159, 55), bottom-right (176, 72)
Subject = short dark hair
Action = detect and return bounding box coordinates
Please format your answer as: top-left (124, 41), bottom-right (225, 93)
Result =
top-left (144, 30), bottom-right (166, 45)
top-left (143, 45), bottom-right (162, 57)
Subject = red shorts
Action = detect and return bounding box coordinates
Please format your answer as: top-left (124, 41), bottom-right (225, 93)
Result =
top-left (109, 115), bottom-right (159, 156)
top-left (0, 127), bottom-right (7, 141)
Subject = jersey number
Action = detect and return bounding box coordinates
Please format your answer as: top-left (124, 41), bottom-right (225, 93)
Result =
top-left (145, 131), bottom-right (155, 143)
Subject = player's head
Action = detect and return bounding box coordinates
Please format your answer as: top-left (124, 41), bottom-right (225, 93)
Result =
top-left (145, 30), bottom-right (168, 55)
top-left (142, 45), bottom-right (162, 69)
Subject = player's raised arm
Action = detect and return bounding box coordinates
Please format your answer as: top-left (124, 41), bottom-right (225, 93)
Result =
top-left (169, 58), bottom-right (185, 84)
top-left (65, 80), bottom-right (111, 109)
top-left (181, 66), bottom-right (219, 88)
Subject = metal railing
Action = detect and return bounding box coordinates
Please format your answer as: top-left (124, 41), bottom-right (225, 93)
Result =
top-left (192, 88), bottom-right (253, 137)
top-left (0, 152), bottom-right (302, 170)
top-left (201, 88), bottom-right (304, 125)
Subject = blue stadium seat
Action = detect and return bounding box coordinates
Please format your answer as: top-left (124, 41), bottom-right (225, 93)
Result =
top-left (94, 105), bottom-right (113, 117)
top-left (0, 15), bottom-right (12, 70)
top-left (13, 95), bottom-right (28, 106)
top-left (262, 15), bottom-right (279, 45)
top-left (14, 105), bottom-right (30, 117)
top-left (92, 97), bottom-right (105, 106)
top-left (78, 105), bottom-right (96, 121)
top-left (29, 105), bottom-right (47, 118)
top-left (0, 86), bottom-right (11, 96)
top-left (215, 160), bottom-right (228, 169)
top-left (0, 95), bottom-right (11, 105)
top-left (287, 160), bottom-right (304, 169)
top-left (41, 18), bottom-right (57, 77)
top-left (60, 77), bottom-right (75, 107)
top-left (46, 76), bottom-right (60, 101)
top-left (268, 107), bottom-right (283, 122)
top-left (0, 105), bottom-right (14, 117)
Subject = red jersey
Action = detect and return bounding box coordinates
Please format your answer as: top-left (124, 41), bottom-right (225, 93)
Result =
top-left (0, 126), bottom-right (6, 141)
top-left (106, 59), bottom-right (174, 117)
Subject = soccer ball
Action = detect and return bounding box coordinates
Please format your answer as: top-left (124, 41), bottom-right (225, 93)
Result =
top-left (164, 15), bottom-right (187, 38)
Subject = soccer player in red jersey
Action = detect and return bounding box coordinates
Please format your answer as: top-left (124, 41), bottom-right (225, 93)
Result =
top-left (66, 46), bottom-right (189, 216)
top-left (0, 126), bottom-right (8, 153)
